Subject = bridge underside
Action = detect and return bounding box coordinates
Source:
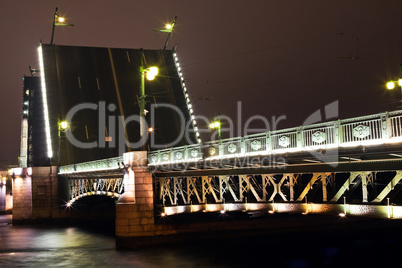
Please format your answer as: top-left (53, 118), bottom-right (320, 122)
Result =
top-left (59, 168), bottom-right (124, 207)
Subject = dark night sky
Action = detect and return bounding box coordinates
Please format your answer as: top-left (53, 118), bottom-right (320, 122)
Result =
top-left (1, 0), bottom-right (402, 165)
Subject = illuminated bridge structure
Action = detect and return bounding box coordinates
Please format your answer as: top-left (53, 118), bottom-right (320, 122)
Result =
top-left (14, 42), bottom-right (402, 247)
top-left (58, 109), bottom-right (402, 221)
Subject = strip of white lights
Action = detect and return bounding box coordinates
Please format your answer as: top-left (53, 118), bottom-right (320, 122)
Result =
top-left (38, 44), bottom-right (53, 158)
top-left (173, 52), bottom-right (201, 143)
top-left (58, 166), bottom-right (121, 175)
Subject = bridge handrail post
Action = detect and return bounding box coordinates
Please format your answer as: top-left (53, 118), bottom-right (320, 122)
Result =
top-left (240, 137), bottom-right (246, 155)
top-left (182, 145), bottom-right (187, 162)
top-left (266, 132), bottom-right (271, 153)
top-left (297, 126), bottom-right (303, 149)
top-left (219, 140), bottom-right (224, 157)
top-left (336, 119), bottom-right (342, 146)
top-left (382, 111), bottom-right (391, 140)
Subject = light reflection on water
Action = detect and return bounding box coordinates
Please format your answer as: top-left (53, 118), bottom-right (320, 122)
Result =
top-left (1, 215), bottom-right (402, 267)
top-left (0, 216), bottom-right (232, 268)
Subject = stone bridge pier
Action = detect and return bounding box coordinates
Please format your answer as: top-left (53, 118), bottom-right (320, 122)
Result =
top-left (115, 152), bottom-right (157, 248)
top-left (11, 166), bottom-right (69, 224)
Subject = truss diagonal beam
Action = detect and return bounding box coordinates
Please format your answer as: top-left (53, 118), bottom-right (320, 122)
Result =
top-left (372, 170), bottom-right (402, 203)
top-left (268, 175), bottom-right (287, 201)
top-left (219, 176), bottom-right (240, 202)
top-left (296, 173), bottom-right (323, 202)
top-left (330, 172), bottom-right (362, 202)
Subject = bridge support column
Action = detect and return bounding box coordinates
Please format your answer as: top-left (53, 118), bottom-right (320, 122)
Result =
top-left (362, 173), bottom-right (369, 203)
top-left (322, 174), bottom-right (328, 202)
top-left (11, 166), bottom-right (67, 224)
top-left (116, 151), bottom-right (156, 249)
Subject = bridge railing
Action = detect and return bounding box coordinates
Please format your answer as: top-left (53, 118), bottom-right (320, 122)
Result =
top-left (148, 110), bottom-right (402, 165)
top-left (58, 156), bottom-right (124, 174)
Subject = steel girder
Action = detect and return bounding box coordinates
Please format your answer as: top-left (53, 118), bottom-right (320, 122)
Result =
top-left (69, 177), bottom-right (124, 203)
top-left (156, 171), bottom-right (402, 207)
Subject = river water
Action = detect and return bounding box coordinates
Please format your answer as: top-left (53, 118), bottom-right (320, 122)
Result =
top-left (1, 214), bottom-right (402, 267)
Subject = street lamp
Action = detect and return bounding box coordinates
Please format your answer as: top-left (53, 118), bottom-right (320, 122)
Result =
top-left (153, 16), bottom-right (177, 50)
top-left (386, 64), bottom-right (402, 90)
top-left (139, 52), bottom-right (158, 142)
top-left (50, 7), bottom-right (74, 45)
top-left (57, 119), bottom-right (69, 165)
top-left (386, 79), bottom-right (402, 90)
top-left (209, 120), bottom-right (221, 139)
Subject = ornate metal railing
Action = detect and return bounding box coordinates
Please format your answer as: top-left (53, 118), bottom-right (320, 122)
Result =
top-left (59, 156), bottom-right (124, 174)
top-left (148, 110), bottom-right (402, 165)
top-left (57, 110), bottom-right (402, 173)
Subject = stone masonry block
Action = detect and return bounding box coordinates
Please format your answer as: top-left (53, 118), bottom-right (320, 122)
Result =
top-left (128, 225), bottom-right (143, 232)
top-left (135, 190), bottom-right (153, 198)
top-left (140, 218), bottom-right (154, 225)
top-left (128, 218), bottom-right (140, 225)
top-left (135, 184), bottom-right (153, 191)
top-left (125, 212), bottom-right (140, 219)
top-left (116, 218), bottom-right (129, 226)
top-left (134, 177), bottom-right (144, 184)
top-left (142, 225), bottom-right (155, 232)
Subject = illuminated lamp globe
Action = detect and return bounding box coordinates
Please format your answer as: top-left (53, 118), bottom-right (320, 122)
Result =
top-left (60, 121), bottom-right (69, 130)
top-left (57, 16), bottom-right (65, 23)
top-left (146, 67), bottom-right (159, 80)
top-left (387, 81), bottom-right (395, 90)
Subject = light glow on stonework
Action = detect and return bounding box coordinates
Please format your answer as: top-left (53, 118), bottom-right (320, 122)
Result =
top-left (38, 44), bottom-right (53, 158)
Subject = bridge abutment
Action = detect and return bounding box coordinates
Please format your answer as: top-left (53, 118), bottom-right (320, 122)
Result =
top-left (11, 166), bottom-right (68, 224)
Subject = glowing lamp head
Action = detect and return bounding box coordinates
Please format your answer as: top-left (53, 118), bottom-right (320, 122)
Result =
top-left (146, 66), bottom-right (159, 80)
top-left (387, 81), bottom-right (395, 90)
top-left (166, 24), bottom-right (172, 30)
top-left (209, 121), bottom-right (221, 129)
top-left (148, 127), bottom-right (154, 133)
top-left (59, 121), bottom-right (69, 130)
top-left (399, 79), bottom-right (402, 87)
top-left (57, 16), bottom-right (65, 23)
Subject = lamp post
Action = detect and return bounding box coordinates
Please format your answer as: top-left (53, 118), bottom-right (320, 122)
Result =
top-left (386, 63), bottom-right (402, 90)
top-left (57, 119), bottom-right (69, 165)
top-left (50, 7), bottom-right (74, 45)
top-left (139, 52), bottom-right (158, 145)
top-left (153, 16), bottom-right (177, 50)
top-left (209, 120), bottom-right (221, 140)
